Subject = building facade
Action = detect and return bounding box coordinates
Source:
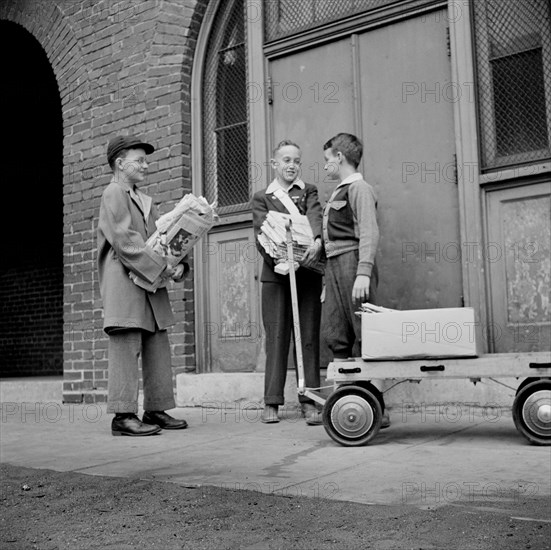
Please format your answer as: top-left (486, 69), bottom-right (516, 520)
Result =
top-left (1, 0), bottom-right (549, 404)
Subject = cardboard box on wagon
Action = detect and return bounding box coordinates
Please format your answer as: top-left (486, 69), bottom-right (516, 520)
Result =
top-left (361, 307), bottom-right (478, 360)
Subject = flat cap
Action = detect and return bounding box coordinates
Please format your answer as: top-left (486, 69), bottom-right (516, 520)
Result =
top-left (107, 135), bottom-right (154, 165)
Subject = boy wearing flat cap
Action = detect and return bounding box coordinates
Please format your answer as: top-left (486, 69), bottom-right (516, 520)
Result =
top-left (97, 135), bottom-right (189, 436)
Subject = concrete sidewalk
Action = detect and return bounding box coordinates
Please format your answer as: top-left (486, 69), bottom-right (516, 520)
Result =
top-left (1, 401), bottom-right (550, 514)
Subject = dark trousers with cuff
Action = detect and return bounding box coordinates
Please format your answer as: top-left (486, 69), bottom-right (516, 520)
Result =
top-left (322, 250), bottom-right (378, 359)
top-left (262, 271), bottom-right (322, 406)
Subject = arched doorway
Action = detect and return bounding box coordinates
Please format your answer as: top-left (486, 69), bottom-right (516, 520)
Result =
top-left (0, 21), bottom-right (63, 377)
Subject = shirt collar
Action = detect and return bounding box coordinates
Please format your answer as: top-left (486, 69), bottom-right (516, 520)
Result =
top-left (337, 172), bottom-right (363, 188)
top-left (265, 178), bottom-right (305, 194)
top-left (111, 177), bottom-right (152, 220)
top-left (112, 177), bottom-right (135, 193)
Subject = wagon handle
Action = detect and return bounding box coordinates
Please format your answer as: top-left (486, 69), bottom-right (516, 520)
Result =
top-left (285, 220), bottom-right (305, 394)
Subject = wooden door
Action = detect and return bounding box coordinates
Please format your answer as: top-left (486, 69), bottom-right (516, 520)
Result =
top-left (205, 226), bottom-right (260, 372)
top-left (486, 181), bottom-right (551, 352)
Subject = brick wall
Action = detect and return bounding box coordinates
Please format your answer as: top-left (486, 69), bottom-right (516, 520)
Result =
top-left (0, 0), bottom-right (209, 402)
top-left (0, 266), bottom-right (64, 377)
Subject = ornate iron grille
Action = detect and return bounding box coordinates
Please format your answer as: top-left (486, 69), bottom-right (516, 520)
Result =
top-left (202, 0), bottom-right (250, 212)
top-left (473, 0), bottom-right (551, 171)
top-left (264, 0), bottom-right (397, 42)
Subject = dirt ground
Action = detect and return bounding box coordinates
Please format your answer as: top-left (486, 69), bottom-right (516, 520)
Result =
top-left (1, 463), bottom-right (549, 550)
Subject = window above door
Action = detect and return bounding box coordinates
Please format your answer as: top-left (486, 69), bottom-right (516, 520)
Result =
top-left (472, 0), bottom-right (551, 172)
top-left (264, 0), bottom-right (397, 42)
top-left (263, 0), bottom-right (446, 56)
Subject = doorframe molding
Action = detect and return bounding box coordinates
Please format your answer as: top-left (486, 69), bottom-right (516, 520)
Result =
top-left (448, 0), bottom-right (489, 351)
top-left (191, 0), bottom-right (221, 373)
top-left (191, 0), bottom-right (266, 372)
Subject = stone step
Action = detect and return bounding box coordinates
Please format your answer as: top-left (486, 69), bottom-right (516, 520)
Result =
top-left (0, 376), bottom-right (63, 404)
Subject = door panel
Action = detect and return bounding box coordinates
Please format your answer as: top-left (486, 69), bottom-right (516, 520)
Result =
top-left (486, 181), bottom-right (551, 352)
top-left (268, 38), bottom-right (355, 202)
top-left (358, 9), bottom-right (463, 310)
top-left (267, 10), bottom-right (462, 367)
top-left (268, 39), bottom-right (355, 368)
top-left (206, 227), bottom-right (260, 372)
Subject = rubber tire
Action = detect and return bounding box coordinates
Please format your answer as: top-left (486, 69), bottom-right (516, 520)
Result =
top-left (515, 377), bottom-right (542, 395)
top-left (354, 380), bottom-right (385, 413)
top-left (512, 379), bottom-right (551, 446)
top-left (322, 385), bottom-right (382, 447)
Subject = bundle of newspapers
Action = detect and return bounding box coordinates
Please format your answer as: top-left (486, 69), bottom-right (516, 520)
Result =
top-left (130, 193), bottom-right (216, 292)
top-left (257, 211), bottom-right (324, 275)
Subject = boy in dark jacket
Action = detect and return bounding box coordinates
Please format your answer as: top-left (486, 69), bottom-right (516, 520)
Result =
top-left (252, 140), bottom-right (324, 425)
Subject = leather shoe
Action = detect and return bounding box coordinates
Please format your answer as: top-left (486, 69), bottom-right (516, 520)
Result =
top-left (301, 403), bottom-right (323, 426)
top-left (260, 405), bottom-right (279, 423)
top-left (111, 414), bottom-right (161, 437)
top-left (143, 411), bottom-right (188, 430)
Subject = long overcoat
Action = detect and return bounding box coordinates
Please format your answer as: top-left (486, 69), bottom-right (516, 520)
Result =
top-left (97, 179), bottom-right (175, 334)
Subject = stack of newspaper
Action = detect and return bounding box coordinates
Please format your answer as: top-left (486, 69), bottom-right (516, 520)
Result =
top-left (359, 303), bottom-right (396, 314)
top-left (130, 193), bottom-right (216, 292)
top-left (257, 211), bottom-right (324, 274)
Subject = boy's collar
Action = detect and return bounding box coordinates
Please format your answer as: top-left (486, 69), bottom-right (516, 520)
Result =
top-left (265, 178), bottom-right (305, 194)
top-left (111, 176), bottom-right (134, 191)
top-left (337, 172), bottom-right (363, 187)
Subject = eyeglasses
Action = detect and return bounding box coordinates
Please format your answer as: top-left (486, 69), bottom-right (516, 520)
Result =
top-left (119, 157), bottom-right (148, 165)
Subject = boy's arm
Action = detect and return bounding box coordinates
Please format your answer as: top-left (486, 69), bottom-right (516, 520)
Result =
top-left (303, 185), bottom-right (323, 240)
top-left (349, 181), bottom-right (379, 302)
top-left (99, 187), bottom-right (167, 284)
top-left (251, 192), bottom-right (276, 270)
top-left (349, 181), bottom-right (379, 277)
top-left (301, 185), bottom-right (323, 265)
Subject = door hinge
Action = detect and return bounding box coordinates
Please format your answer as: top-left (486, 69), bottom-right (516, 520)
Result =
top-left (446, 26), bottom-right (451, 57)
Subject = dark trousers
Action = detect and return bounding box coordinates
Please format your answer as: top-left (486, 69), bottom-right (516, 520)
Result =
top-left (322, 250), bottom-right (378, 359)
top-left (262, 271), bottom-right (322, 406)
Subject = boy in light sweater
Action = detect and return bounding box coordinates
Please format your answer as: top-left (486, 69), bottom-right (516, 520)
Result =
top-left (321, 132), bottom-right (389, 427)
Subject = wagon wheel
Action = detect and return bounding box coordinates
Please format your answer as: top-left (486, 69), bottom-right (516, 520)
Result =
top-left (322, 385), bottom-right (382, 447)
top-left (512, 380), bottom-right (551, 446)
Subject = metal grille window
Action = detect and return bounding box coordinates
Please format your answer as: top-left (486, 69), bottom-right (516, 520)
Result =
top-left (264, 0), bottom-right (396, 42)
top-left (473, 0), bottom-right (551, 171)
top-left (202, 0), bottom-right (250, 212)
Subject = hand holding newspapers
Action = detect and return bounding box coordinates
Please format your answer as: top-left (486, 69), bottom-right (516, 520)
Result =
top-left (257, 211), bottom-right (325, 275)
top-left (130, 193), bottom-right (216, 292)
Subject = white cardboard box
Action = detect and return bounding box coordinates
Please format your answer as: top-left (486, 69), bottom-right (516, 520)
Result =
top-left (361, 307), bottom-right (478, 360)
